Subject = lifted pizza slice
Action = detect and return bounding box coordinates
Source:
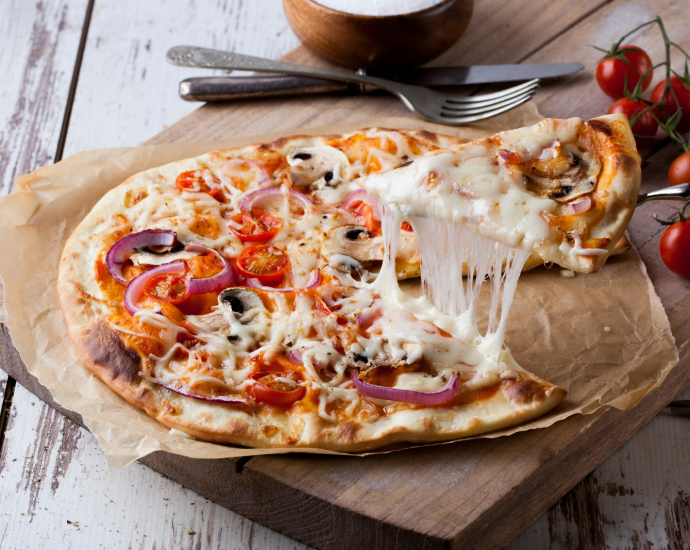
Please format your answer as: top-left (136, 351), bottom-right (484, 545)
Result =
top-left (361, 114), bottom-right (642, 273)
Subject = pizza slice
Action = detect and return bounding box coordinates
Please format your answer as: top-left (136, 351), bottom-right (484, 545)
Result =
top-left (361, 114), bottom-right (641, 274)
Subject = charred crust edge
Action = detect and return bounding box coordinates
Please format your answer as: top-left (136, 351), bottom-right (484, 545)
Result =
top-left (83, 320), bottom-right (142, 384)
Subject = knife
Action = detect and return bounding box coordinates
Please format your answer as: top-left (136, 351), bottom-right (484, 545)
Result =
top-left (178, 62), bottom-right (583, 102)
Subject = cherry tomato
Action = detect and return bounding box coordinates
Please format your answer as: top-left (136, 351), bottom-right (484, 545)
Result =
top-left (236, 245), bottom-right (289, 286)
top-left (143, 272), bottom-right (189, 304)
top-left (651, 76), bottom-right (690, 130)
top-left (229, 209), bottom-right (283, 243)
top-left (249, 371), bottom-right (305, 407)
top-left (175, 170), bottom-right (223, 199)
top-left (596, 45), bottom-right (653, 99)
top-left (669, 151), bottom-right (690, 187)
top-left (660, 220), bottom-right (690, 277)
top-left (607, 98), bottom-right (658, 145)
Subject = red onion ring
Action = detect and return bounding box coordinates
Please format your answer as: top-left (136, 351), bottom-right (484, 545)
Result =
top-left (123, 261), bottom-right (186, 315)
top-left (246, 269), bottom-right (321, 292)
top-left (160, 382), bottom-right (248, 404)
top-left (353, 371), bottom-right (459, 405)
top-left (106, 229), bottom-right (177, 284)
top-left (342, 189), bottom-right (381, 221)
top-left (222, 159), bottom-right (270, 186)
top-left (568, 196), bottom-right (592, 215)
top-left (184, 243), bottom-right (236, 294)
top-left (239, 186), bottom-right (314, 212)
top-left (288, 349), bottom-right (303, 365)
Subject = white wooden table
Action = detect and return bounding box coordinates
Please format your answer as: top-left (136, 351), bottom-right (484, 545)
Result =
top-left (1, 1), bottom-right (689, 548)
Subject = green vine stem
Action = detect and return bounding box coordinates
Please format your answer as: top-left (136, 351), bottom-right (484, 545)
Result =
top-left (654, 200), bottom-right (690, 225)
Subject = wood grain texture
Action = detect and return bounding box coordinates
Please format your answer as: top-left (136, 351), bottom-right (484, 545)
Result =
top-left (0, 385), bottom-right (308, 550)
top-left (0, 1), bottom-right (306, 549)
top-left (3, 0), bottom-right (690, 548)
top-left (512, 387), bottom-right (690, 549)
top-left (139, 0), bottom-right (690, 547)
top-left (0, 0), bottom-right (90, 194)
top-left (148, 0), bottom-right (608, 145)
top-left (61, 0), bottom-right (301, 156)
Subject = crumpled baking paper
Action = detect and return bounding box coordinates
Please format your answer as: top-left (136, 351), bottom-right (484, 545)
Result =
top-left (0, 105), bottom-right (678, 468)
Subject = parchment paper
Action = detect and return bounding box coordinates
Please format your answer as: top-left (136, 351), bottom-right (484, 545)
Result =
top-left (0, 104), bottom-right (678, 468)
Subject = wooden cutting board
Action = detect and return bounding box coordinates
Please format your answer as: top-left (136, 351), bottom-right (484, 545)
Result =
top-left (2, 0), bottom-right (690, 548)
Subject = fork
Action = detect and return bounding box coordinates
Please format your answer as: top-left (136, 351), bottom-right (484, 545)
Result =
top-left (166, 46), bottom-right (540, 125)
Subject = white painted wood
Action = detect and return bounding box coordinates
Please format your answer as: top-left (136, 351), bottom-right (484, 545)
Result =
top-left (0, 0), bottom-right (90, 193)
top-left (61, 0), bottom-right (301, 156)
top-left (0, 384), bottom-right (309, 550)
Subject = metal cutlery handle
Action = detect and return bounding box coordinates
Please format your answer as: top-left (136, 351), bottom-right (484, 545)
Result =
top-left (637, 183), bottom-right (690, 205)
top-left (179, 76), bottom-right (352, 102)
top-left (167, 46), bottom-right (406, 96)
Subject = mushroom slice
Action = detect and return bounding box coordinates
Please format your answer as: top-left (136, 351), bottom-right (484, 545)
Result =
top-left (523, 146), bottom-right (601, 204)
top-left (217, 288), bottom-right (266, 321)
top-left (321, 225), bottom-right (419, 271)
top-left (287, 146), bottom-right (350, 189)
top-left (345, 352), bottom-right (406, 372)
top-left (187, 288), bottom-right (267, 335)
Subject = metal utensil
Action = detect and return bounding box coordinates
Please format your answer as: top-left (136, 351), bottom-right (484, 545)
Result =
top-left (178, 62), bottom-right (584, 102)
top-left (166, 46), bottom-right (539, 125)
top-left (637, 183), bottom-right (690, 205)
top-left (369, 63), bottom-right (584, 86)
top-left (666, 400), bottom-right (690, 416)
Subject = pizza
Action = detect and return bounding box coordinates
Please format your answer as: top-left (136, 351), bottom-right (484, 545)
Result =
top-left (57, 117), bottom-right (639, 452)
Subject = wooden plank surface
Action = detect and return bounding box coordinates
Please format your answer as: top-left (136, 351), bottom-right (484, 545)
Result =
top-left (2, 0), bottom-right (690, 548)
top-left (0, 0), bottom-right (89, 192)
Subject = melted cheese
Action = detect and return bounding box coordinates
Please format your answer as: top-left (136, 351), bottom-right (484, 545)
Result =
top-left (101, 129), bottom-right (555, 422)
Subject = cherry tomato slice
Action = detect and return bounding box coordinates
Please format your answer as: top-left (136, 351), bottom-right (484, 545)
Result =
top-left (350, 202), bottom-right (381, 234)
top-left (596, 45), bottom-right (653, 99)
top-left (249, 371), bottom-right (306, 407)
top-left (143, 272), bottom-right (189, 304)
top-left (230, 209), bottom-right (283, 243)
top-left (175, 170), bottom-right (223, 199)
top-left (236, 245), bottom-right (289, 286)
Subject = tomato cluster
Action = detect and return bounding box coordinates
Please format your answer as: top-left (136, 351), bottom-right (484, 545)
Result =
top-left (595, 25), bottom-right (690, 277)
top-left (597, 46), bottom-right (690, 149)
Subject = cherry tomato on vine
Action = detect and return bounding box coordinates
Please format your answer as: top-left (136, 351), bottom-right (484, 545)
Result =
top-left (235, 244), bottom-right (289, 286)
top-left (607, 98), bottom-right (658, 145)
top-left (229, 209), bottom-right (283, 243)
top-left (668, 151), bottom-right (690, 187)
top-left (596, 45), bottom-right (653, 99)
top-left (660, 220), bottom-right (690, 277)
top-left (650, 76), bottom-right (690, 130)
top-left (175, 170), bottom-right (223, 199)
top-left (249, 371), bottom-right (306, 407)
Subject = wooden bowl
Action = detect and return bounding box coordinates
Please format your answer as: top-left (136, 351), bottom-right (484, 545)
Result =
top-left (283, 0), bottom-right (474, 69)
